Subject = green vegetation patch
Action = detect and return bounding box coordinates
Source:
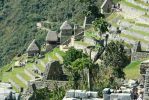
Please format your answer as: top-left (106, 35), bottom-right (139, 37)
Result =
top-left (124, 61), bottom-right (141, 79)
top-left (135, 0), bottom-right (149, 6)
top-left (135, 23), bottom-right (149, 27)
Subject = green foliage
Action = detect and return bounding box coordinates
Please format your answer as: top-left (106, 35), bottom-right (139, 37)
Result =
top-left (29, 87), bottom-right (65, 100)
top-left (103, 40), bottom-right (130, 78)
top-left (92, 18), bottom-right (109, 36)
top-left (63, 47), bottom-right (87, 67)
top-left (0, 0), bottom-right (100, 67)
top-left (103, 40), bottom-right (130, 68)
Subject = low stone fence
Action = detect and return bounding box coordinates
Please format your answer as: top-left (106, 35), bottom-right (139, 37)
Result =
top-left (131, 52), bottom-right (149, 61)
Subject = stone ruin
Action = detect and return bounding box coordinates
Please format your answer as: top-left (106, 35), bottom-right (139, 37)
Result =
top-left (63, 90), bottom-right (100, 100)
top-left (100, 0), bottom-right (113, 14)
top-left (144, 68), bottom-right (149, 100)
top-left (131, 41), bottom-right (149, 61)
top-left (43, 61), bottom-right (67, 80)
top-left (25, 61), bottom-right (68, 95)
top-left (103, 88), bottom-right (132, 100)
top-left (140, 60), bottom-right (149, 76)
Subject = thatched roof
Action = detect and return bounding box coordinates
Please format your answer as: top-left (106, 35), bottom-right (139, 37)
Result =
top-left (46, 31), bottom-right (58, 42)
top-left (60, 21), bottom-right (72, 30)
top-left (27, 39), bottom-right (39, 52)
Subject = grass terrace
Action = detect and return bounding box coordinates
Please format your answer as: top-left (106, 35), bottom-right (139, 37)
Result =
top-left (129, 29), bottom-right (149, 36)
top-left (0, 47), bottom-right (65, 92)
top-left (120, 33), bottom-right (149, 43)
top-left (135, 23), bottom-right (149, 27)
top-left (121, 0), bottom-right (146, 11)
top-left (135, 0), bottom-right (149, 6)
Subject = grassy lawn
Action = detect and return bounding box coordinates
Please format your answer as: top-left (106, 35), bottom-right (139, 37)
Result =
top-left (124, 61), bottom-right (141, 79)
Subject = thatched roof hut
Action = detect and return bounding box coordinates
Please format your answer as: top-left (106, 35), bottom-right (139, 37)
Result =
top-left (27, 39), bottom-right (40, 56)
top-left (46, 31), bottom-right (58, 42)
top-left (60, 21), bottom-right (72, 30)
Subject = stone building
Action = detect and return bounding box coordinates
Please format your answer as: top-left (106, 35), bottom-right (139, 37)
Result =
top-left (27, 39), bottom-right (40, 57)
top-left (144, 68), bottom-right (149, 100)
top-left (45, 31), bottom-right (59, 51)
top-left (43, 61), bottom-right (66, 80)
top-left (101, 0), bottom-right (113, 14)
top-left (60, 21), bottom-right (73, 44)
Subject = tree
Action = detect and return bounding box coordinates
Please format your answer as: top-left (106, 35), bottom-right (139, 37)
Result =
top-left (92, 18), bottom-right (109, 37)
top-left (63, 47), bottom-right (87, 68)
top-left (102, 40), bottom-right (130, 78)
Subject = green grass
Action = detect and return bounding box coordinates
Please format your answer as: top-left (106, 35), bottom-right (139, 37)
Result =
top-left (124, 61), bottom-right (141, 79)
top-left (122, 0), bottom-right (146, 11)
top-left (36, 64), bottom-right (45, 72)
top-left (136, 23), bottom-right (149, 27)
top-left (121, 33), bottom-right (149, 43)
top-left (135, 0), bottom-right (149, 6)
top-left (0, 47), bottom-right (65, 92)
top-left (129, 29), bottom-right (149, 36)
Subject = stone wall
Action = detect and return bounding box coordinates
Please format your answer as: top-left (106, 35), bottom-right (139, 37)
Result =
top-left (84, 37), bottom-right (96, 45)
top-left (26, 80), bottom-right (67, 94)
top-left (101, 0), bottom-right (113, 14)
top-left (131, 52), bottom-right (149, 61)
top-left (140, 62), bottom-right (149, 75)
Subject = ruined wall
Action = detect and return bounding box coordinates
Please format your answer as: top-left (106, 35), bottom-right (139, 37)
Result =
top-left (140, 63), bottom-right (149, 75)
top-left (26, 80), bottom-right (67, 94)
top-left (101, 0), bottom-right (113, 13)
top-left (131, 52), bottom-right (149, 61)
top-left (84, 37), bottom-right (96, 45)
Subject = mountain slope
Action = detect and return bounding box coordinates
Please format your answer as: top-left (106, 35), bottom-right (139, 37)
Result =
top-left (0, 0), bottom-right (95, 67)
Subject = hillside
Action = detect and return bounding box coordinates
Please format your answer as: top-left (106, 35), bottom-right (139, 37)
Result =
top-left (0, 0), bottom-right (104, 67)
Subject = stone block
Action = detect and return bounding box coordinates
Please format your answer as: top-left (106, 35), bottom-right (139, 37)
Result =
top-left (66, 90), bottom-right (75, 98)
top-left (86, 91), bottom-right (98, 98)
top-left (110, 93), bottom-right (131, 100)
top-left (75, 90), bottom-right (87, 98)
top-left (63, 97), bottom-right (79, 100)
